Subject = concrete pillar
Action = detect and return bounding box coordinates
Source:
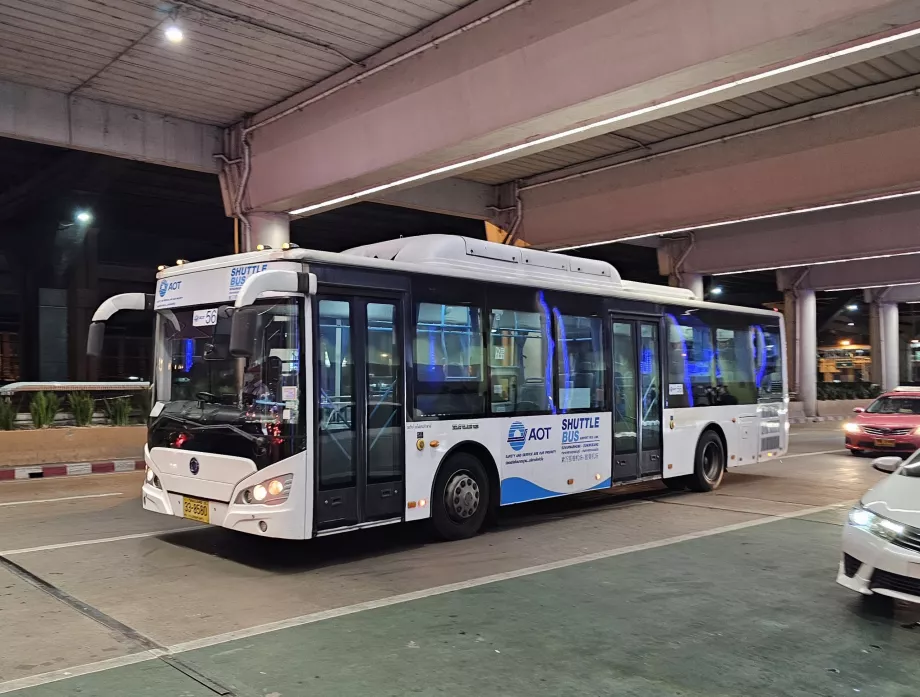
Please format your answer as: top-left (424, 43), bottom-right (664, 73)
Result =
top-left (247, 212), bottom-right (290, 251)
top-left (869, 302), bottom-right (882, 385)
top-left (668, 273), bottom-right (704, 299)
top-left (878, 301), bottom-right (900, 391)
top-left (796, 289), bottom-right (817, 417)
top-left (783, 290), bottom-right (797, 394)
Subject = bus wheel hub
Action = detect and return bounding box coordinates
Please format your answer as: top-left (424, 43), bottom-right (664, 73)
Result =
top-left (447, 473), bottom-right (480, 520)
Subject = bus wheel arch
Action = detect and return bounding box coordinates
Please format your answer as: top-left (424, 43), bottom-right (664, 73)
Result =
top-left (429, 442), bottom-right (498, 540)
top-left (688, 424), bottom-right (727, 493)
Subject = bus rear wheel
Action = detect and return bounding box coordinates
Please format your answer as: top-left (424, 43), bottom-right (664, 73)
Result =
top-left (431, 452), bottom-right (490, 541)
top-left (688, 430), bottom-right (725, 492)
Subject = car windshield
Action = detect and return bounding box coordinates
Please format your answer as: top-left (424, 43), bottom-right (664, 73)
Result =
top-left (149, 298), bottom-right (304, 467)
top-left (864, 396), bottom-right (920, 414)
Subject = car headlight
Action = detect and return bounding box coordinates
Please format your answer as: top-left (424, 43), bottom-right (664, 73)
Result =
top-left (144, 466), bottom-right (161, 490)
top-left (236, 474), bottom-right (293, 506)
top-left (844, 422), bottom-right (861, 434)
top-left (848, 505), bottom-right (905, 541)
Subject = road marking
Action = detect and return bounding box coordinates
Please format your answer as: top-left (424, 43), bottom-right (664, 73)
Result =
top-left (0, 528), bottom-right (199, 557)
top-left (0, 500), bottom-right (848, 693)
top-left (779, 449), bottom-right (847, 459)
top-left (0, 492), bottom-right (124, 508)
top-left (0, 652), bottom-right (162, 695)
top-left (169, 501), bottom-right (843, 654)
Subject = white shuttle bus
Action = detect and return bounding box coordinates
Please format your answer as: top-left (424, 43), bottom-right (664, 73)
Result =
top-left (87, 235), bottom-right (788, 540)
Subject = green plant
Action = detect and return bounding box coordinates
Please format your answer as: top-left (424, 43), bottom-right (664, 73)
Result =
top-left (29, 391), bottom-right (61, 429)
top-left (69, 392), bottom-right (95, 427)
top-left (104, 396), bottom-right (131, 426)
top-left (0, 397), bottom-right (15, 431)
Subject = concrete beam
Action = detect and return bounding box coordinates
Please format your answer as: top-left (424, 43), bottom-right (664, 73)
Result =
top-left (0, 80), bottom-right (221, 173)
top-left (368, 178), bottom-right (496, 220)
top-left (776, 255), bottom-right (920, 293)
top-left (529, 93), bottom-right (920, 249)
top-left (244, 0), bottom-right (920, 214)
top-left (864, 284), bottom-right (920, 304)
top-left (655, 174), bottom-right (920, 277)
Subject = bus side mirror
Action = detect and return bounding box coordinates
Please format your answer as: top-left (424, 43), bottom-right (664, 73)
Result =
top-left (229, 311), bottom-right (255, 358)
top-left (87, 322), bottom-right (105, 357)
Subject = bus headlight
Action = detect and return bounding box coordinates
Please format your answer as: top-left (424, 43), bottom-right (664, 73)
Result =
top-left (144, 467), bottom-right (161, 489)
top-left (237, 475), bottom-right (293, 506)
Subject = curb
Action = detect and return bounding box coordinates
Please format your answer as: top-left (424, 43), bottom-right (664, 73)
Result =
top-left (789, 416), bottom-right (846, 424)
top-left (0, 459), bottom-right (145, 481)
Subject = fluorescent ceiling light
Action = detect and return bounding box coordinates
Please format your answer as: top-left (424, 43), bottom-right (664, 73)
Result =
top-left (825, 280), bottom-right (920, 292)
top-left (289, 26), bottom-right (920, 217)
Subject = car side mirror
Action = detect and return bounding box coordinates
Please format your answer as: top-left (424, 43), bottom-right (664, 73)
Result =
top-left (853, 407), bottom-right (865, 413)
top-left (872, 456), bottom-right (901, 474)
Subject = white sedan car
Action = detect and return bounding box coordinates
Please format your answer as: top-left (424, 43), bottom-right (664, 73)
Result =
top-left (837, 452), bottom-right (920, 604)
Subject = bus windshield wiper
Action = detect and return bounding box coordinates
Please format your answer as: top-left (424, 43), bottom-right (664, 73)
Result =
top-left (153, 412), bottom-right (264, 444)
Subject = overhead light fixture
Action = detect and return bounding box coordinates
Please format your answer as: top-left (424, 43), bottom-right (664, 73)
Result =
top-left (710, 286), bottom-right (723, 296)
top-left (288, 26), bottom-right (920, 218)
top-left (164, 24), bottom-right (183, 44)
top-left (847, 304), bottom-right (859, 311)
top-left (75, 210), bottom-right (92, 224)
top-left (847, 322), bottom-right (855, 326)
top-left (840, 340), bottom-right (851, 346)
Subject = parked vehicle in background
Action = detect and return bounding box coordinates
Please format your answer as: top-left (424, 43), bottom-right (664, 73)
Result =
top-left (838, 453), bottom-right (920, 605)
top-left (844, 387), bottom-right (920, 456)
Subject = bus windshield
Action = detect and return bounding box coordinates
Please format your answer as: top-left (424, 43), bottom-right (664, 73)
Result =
top-left (149, 298), bottom-right (304, 468)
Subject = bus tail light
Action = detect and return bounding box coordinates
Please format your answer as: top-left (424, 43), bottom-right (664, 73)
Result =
top-left (237, 474), bottom-right (293, 506)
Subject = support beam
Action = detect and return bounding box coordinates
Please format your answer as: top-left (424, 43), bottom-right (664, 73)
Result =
top-left (522, 95), bottom-right (920, 249)
top-left (244, 0), bottom-right (920, 213)
top-left (777, 254), bottom-right (920, 293)
top-left (0, 80), bottom-right (221, 173)
top-left (878, 301), bottom-right (900, 391)
top-left (671, 273), bottom-right (703, 300)
top-left (662, 190), bottom-right (920, 278)
top-left (864, 283), bottom-right (920, 304)
top-left (368, 178), bottom-right (496, 220)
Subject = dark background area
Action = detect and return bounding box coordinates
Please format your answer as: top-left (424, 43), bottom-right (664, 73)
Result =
top-left (0, 135), bottom-right (869, 384)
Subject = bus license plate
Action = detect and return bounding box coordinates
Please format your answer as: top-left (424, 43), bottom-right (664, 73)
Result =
top-left (182, 496), bottom-right (209, 523)
top-left (874, 438), bottom-right (896, 448)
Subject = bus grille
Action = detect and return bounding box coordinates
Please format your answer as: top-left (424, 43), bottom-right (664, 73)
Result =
top-left (761, 435), bottom-right (781, 451)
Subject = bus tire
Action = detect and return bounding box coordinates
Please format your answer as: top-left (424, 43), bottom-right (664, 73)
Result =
top-left (431, 452), bottom-right (490, 541)
top-left (688, 430), bottom-right (725, 492)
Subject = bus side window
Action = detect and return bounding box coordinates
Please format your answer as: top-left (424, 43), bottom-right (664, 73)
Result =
top-left (412, 302), bottom-right (485, 420)
top-left (489, 307), bottom-right (551, 415)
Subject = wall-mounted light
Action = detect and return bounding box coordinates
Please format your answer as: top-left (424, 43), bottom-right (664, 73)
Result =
top-left (847, 304), bottom-right (858, 311)
top-left (75, 210), bottom-right (93, 225)
top-left (710, 286), bottom-right (723, 296)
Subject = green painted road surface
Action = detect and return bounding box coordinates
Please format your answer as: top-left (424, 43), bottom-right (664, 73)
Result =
top-left (15, 510), bottom-right (920, 697)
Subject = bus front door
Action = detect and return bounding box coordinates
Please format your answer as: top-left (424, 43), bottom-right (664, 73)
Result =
top-left (611, 318), bottom-right (663, 483)
top-left (315, 295), bottom-right (405, 531)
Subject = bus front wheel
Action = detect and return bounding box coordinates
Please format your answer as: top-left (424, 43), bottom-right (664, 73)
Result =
top-left (688, 430), bottom-right (726, 492)
top-left (431, 452), bottom-right (490, 541)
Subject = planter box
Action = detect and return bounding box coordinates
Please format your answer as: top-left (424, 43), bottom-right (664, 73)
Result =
top-left (816, 399), bottom-right (873, 418)
top-left (0, 426), bottom-right (146, 467)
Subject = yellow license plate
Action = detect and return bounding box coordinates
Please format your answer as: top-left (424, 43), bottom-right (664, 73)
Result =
top-left (875, 438), bottom-right (896, 448)
top-left (182, 496), bottom-right (210, 523)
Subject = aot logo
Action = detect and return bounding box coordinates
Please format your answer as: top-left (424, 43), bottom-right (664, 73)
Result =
top-left (507, 421), bottom-right (527, 452)
top-left (507, 421), bottom-right (553, 452)
top-left (159, 280), bottom-right (181, 297)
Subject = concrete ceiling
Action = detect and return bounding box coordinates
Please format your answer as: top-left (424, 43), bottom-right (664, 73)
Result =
top-left (461, 47), bottom-right (920, 186)
top-left (0, 0), bottom-right (474, 125)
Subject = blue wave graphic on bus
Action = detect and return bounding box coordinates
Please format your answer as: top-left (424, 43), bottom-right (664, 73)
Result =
top-left (507, 421), bottom-right (527, 451)
top-left (501, 476), bottom-right (612, 505)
